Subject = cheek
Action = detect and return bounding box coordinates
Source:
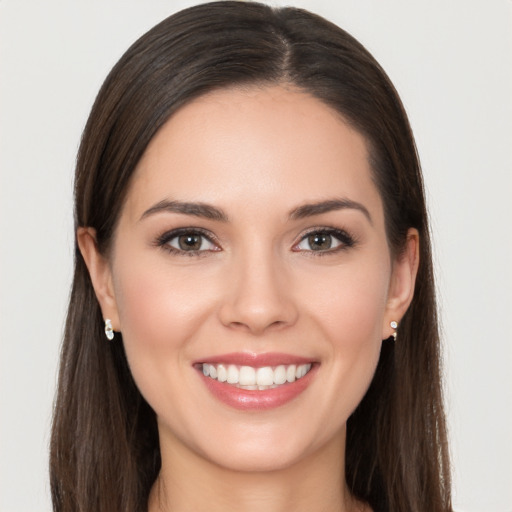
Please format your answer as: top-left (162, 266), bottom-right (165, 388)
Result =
top-left (304, 256), bottom-right (390, 344)
top-left (113, 255), bottom-right (215, 342)
top-left (110, 256), bottom-right (219, 396)
top-left (298, 258), bottom-right (390, 414)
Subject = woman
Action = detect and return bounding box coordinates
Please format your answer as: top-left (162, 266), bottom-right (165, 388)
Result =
top-left (50, 2), bottom-right (451, 511)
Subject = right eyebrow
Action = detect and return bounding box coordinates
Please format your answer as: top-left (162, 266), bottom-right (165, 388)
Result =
top-left (289, 198), bottom-right (373, 225)
top-left (139, 200), bottom-right (229, 222)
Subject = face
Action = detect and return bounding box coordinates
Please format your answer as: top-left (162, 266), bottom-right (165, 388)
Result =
top-left (82, 85), bottom-right (416, 473)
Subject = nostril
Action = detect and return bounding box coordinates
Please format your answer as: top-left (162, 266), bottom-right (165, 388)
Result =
top-left (225, 318), bottom-right (290, 335)
top-left (230, 321), bottom-right (248, 329)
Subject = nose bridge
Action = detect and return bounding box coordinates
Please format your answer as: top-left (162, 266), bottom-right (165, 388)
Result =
top-left (219, 240), bottom-right (297, 334)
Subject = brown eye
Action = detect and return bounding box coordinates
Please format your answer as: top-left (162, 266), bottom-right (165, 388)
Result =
top-left (164, 231), bottom-right (217, 252)
top-left (295, 228), bottom-right (354, 253)
top-left (307, 233), bottom-right (332, 251)
top-left (178, 234), bottom-right (203, 251)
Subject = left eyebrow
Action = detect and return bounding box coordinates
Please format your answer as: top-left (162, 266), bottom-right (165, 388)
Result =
top-left (289, 198), bottom-right (373, 224)
top-left (139, 200), bottom-right (229, 222)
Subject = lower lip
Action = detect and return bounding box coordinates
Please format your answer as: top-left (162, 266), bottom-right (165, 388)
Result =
top-left (199, 365), bottom-right (317, 411)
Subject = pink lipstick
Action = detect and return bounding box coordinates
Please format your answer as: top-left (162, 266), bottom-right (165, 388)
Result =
top-left (195, 352), bottom-right (318, 410)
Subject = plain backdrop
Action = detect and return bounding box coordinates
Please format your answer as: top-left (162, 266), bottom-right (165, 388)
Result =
top-left (1, 1), bottom-right (511, 511)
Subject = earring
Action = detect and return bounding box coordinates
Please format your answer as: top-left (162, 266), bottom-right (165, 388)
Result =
top-left (105, 318), bottom-right (114, 341)
top-left (390, 320), bottom-right (398, 340)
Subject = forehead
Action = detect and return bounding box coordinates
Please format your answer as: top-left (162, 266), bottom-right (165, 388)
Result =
top-left (125, 85), bottom-right (383, 223)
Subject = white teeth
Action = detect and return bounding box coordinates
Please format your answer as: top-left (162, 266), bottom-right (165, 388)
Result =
top-left (201, 362), bottom-right (313, 388)
top-left (239, 366), bottom-right (256, 386)
top-left (296, 363), bottom-right (311, 379)
top-left (217, 364), bottom-right (227, 382)
top-left (227, 364), bottom-right (239, 384)
top-left (256, 366), bottom-right (274, 386)
top-left (274, 365), bottom-right (287, 385)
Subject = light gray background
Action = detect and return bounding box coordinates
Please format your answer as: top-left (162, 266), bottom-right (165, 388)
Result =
top-left (1, 1), bottom-right (511, 511)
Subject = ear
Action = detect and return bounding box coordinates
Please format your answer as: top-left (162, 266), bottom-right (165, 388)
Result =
top-left (77, 227), bottom-right (120, 331)
top-left (383, 228), bottom-right (420, 339)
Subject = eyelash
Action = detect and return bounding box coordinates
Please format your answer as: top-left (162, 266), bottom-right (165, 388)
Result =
top-left (154, 226), bottom-right (356, 257)
top-left (155, 227), bottom-right (220, 257)
top-left (292, 227), bottom-right (356, 256)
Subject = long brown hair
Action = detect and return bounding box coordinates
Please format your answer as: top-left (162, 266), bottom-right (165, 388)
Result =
top-left (50, 2), bottom-right (451, 511)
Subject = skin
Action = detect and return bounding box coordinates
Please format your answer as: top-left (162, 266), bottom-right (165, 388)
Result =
top-left (79, 85), bottom-right (419, 512)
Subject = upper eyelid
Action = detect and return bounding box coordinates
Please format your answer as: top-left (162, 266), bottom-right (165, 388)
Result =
top-left (159, 226), bottom-right (216, 238)
top-left (295, 226), bottom-right (353, 240)
top-left (156, 227), bottom-right (220, 247)
top-left (299, 226), bottom-right (341, 235)
top-left (293, 226), bottom-right (356, 249)
top-left (155, 225), bottom-right (355, 249)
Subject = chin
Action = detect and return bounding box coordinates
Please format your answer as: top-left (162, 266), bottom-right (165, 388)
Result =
top-left (199, 438), bottom-right (314, 473)
top-left (181, 415), bottom-right (344, 474)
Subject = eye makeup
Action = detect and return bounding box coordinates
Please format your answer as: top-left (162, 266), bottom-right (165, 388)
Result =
top-left (153, 224), bottom-right (358, 258)
top-left (154, 227), bottom-right (220, 257)
top-left (293, 226), bottom-right (357, 256)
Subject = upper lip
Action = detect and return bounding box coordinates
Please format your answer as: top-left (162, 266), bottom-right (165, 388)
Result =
top-left (195, 352), bottom-right (316, 367)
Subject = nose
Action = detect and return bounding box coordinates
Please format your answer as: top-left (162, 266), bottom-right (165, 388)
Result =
top-left (218, 248), bottom-right (299, 335)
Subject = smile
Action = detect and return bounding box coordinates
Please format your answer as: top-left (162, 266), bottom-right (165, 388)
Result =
top-left (201, 363), bottom-right (313, 390)
top-left (196, 353), bottom-right (317, 410)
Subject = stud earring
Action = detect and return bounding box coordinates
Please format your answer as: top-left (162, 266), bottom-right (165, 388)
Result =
top-left (105, 318), bottom-right (114, 341)
top-left (390, 320), bottom-right (398, 340)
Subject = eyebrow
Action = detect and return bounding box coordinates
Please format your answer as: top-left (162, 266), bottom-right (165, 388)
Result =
top-left (140, 197), bottom-right (372, 224)
top-left (140, 200), bottom-right (229, 222)
top-left (289, 198), bottom-right (372, 224)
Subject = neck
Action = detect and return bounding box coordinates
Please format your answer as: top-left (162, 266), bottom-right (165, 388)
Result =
top-left (148, 427), bottom-right (366, 512)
